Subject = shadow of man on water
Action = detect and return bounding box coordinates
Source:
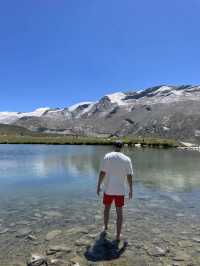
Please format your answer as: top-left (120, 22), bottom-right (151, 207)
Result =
top-left (84, 231), bottom-right (128, 262)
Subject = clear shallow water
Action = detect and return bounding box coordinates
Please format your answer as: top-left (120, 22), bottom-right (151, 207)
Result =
top-left (0, 144), bottom-right (200, 265)
top-left (0, 144), bottom-right (200, 204)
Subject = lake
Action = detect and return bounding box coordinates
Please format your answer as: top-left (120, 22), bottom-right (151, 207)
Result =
top-left (0, 144), bottom-right (200, 266)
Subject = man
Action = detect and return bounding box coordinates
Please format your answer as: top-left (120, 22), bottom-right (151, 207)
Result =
top-left (97, 140), bottom-right (134, 242)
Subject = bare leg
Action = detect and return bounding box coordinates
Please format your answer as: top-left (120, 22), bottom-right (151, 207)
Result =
top-left (104, 204), bottom-right (111, 230)
top-left (116, 207), bottom-right (123, 241)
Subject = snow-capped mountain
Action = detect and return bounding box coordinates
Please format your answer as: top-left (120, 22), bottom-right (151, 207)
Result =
top-left (0, 107), bottom-right (50, 124)
top-left (1, 85), bottom-right (200, 141)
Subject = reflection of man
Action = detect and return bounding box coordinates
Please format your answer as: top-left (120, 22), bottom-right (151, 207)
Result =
top-left (97, 140), bottom-right (134, 242)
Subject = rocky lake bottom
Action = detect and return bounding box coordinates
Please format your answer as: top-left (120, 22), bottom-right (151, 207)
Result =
top-left (0, 192), bottom-right (200, 266)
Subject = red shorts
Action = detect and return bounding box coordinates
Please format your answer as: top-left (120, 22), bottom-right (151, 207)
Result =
top-left (103, 193), bottom-right (124, 207)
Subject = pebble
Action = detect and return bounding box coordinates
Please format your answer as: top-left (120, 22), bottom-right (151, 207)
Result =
top-left (147, 246), bottom-right (169, 256)
top-left (0, 228), bottom-right (9, 234)
top-left (176, 213), bottom-right (185, 218)
top-left (94, 215), bottom-right (101, 221)
top-left (27, 253), bottom-right (48, 266)
top-left (178, 241), bottom-right (193, 248)
top-left (45, 230), bottom-right (62, 241)
top-left (192, 237), bottom-right (200, 243)
top-left (75, 238), bottom-right (91, 246)
top-left (65, 227), bottom-right (89, 235)
top-left (172, 262), bottom-right (180, 266)
top-left (34, 213), bottom-right (42, 218)
top-left (70, 255), bottom-right (86, 266)
top-left (26, 234), bottom-right (37, 241)
top-left (88, 233), bottom-right (96, 239)
top-left (16, 227), bottom-right (32, 238)
top-left (46, 245), bottom-right (71, 255)
top-left (151, 228), bottom-right (161, 234)
top-left (173, 251), bottom-right (190, 261)
top-left (16, 220), bottom-right (30, 226)
top-left (64, 218), bottom-right (73, 223)
top-left (42, 211), bottom-right (63, 218)
top-left (49, 259), bottom-right (61, 265)
top-left (9, 222), bottom-right (16, 227)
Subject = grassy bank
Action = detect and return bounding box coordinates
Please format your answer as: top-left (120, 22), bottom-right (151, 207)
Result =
top-left (0, 135), bottom-right (178, 148)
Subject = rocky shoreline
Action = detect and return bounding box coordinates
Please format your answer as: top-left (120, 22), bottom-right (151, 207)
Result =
top-left (0, 195), bottom-right (200, 266)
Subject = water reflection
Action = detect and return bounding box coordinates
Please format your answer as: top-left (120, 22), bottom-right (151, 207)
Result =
top-left (0, 145), bottom-right (200, 193)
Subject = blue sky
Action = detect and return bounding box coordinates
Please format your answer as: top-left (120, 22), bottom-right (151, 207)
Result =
top-left (0, 0), bottom-right (200, 111)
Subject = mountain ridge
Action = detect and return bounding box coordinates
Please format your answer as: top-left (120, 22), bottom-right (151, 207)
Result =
top-left (1, 85), bottom-right (200, 141)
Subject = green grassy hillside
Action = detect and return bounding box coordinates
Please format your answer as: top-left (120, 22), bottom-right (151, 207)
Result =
top-left (0, 124), bottom-right (178, 147)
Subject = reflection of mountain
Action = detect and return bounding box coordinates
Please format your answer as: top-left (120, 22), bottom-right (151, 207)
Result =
top-left (129, 149), bottom-right (200, 192)
top-left (31, 146), bottom-right (110, 178)
top-left (33, 147), bottom-right (200, 192)
top-left (0, 145), bottom-right (200, 193)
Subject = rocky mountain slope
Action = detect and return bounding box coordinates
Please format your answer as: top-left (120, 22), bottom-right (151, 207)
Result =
top-left (1, 85), bottom-right (200, 141)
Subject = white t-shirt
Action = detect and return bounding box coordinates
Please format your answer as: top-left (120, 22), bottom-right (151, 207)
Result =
top-left (100, 151), bottom-right (133, 195)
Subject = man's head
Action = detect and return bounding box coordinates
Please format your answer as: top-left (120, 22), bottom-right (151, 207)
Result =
top-left (113, 140), bottom-right (124, 152)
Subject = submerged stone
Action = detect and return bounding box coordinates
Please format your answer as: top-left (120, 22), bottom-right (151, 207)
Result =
top-left (27, 254), bottom-right (48, 266)
top-left (192, 237), bottom-right (200, 243)
top-left (151, 228), bottom-right (161, 234)
top-left (27, 234), bottom-right (38, 241)
top-left (16, 227), bottom-right (32, 238)
top-left (45, 230), bottom-right (62, 241)
top-left (0, 228), bottom-right (9, 234)
top-left (173, 251), bottom-right (190, 261)
top-left (65, 226), bottom-right (89, 235)
top-left (46, 245), bottom-right (71, 255)
top-left (147, 246), bottom-right (169, 256)
top-left (16, 220), bottom-right (30, 225)
top-left (75, 238), bottom-right (91, 246)
top-left (43, 211), bottom-right (63, 218)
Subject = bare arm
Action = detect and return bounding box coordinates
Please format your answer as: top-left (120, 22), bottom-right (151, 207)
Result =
top-left (127, 174), bottom-right (133, 199)
top-left (97, 171), bottom-right (106, 196)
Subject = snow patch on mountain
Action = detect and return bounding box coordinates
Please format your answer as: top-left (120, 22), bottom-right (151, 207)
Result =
top-left (68, 102), bottom-right (94, 112)
top-left (154, 86), bottom-right (172, 94)
top-left (0, 107), bottom-right (50, 124)
top-left (76, 103), bottom-right (96, 118)
top-left (106, 92), bottom-right (126, 105)
top-left (134, 85), bottom-right (200, 105)
top-left (0, 112), bottom-right (19, 124)
top-left (21, 107), bottom-right (50, 117)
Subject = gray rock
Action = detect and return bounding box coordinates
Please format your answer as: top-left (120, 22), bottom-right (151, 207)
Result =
top-left (173, 251), bottom-right (190, 261)
top-left (27, 234), bottom-right (38, 241)
top-left (147, 246), bottom-right (169, 256)
top-left (46, 245), bottom-right (71, 255)
top-left (42, 211), bottom-right (63, 218)
top-left (176, 213), bottom-right (185, 218)
top-left (75, 238), bottom-right (91, 246)
top-left (0, 228), bottom-right (9, 234)
top-left (16, 220), bottom-right (30, 225)
top-left (45, 230), bottom-right (62, 241)
top-left (178, 240), bottom-right (193, 248)
top-left (27, 254), bottom-right (48, 266)
top-left (192, 237), bottom-right (200, 243)
top-left (151, 228), bottom-right (161, 234)
top-left (65, 227), bottom-right (89, 235)
top-left (34, 213), bottom-right (42, 218)
top-left (16, 227), bottom-right (32, 238)
top-left (9, 222), bottom-right (16, 227)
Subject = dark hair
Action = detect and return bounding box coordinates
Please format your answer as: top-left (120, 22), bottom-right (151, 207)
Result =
top-left (113, 140), bottom-right (124, 149)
